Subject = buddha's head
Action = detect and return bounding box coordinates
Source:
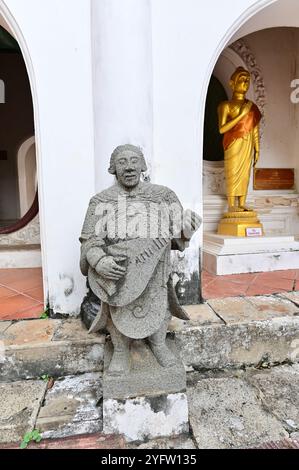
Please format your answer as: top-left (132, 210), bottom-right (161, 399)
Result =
top-left (229, 67), bottom-right (251, 95)
top-left (109, 144), bottom-right (147, 188)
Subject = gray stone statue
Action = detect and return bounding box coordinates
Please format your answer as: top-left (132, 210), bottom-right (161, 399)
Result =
top-left (80, 144), bottom-right (201, 377)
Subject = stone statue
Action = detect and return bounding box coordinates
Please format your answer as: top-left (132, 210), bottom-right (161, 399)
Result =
top-left (218, 67), bottom-right (262, 212)
top-left (80, 144), bottom-right (201, 377)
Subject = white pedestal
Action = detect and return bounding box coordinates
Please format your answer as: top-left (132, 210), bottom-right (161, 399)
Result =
top-left (203, 232), bottom-right (299, 275)
top-left (102, 339), bottom-right (189, 442)
top-left (103, 392), bottom-right (189, 442)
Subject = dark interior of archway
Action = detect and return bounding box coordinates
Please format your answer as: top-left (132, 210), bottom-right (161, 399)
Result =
top-left (0, 25), bottom-right (35, 230)
top-left (203, 75), bottom-right (228, 162)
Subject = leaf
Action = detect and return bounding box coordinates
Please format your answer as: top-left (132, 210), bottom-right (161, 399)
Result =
top-left (20, 441), bottom-right (28, 449)
top-left (23, 433), bottom-right (32, 443)
top-left (32, 430), bottom-right (40, 440)
top-left (35, 436), bottom-right (42, 443)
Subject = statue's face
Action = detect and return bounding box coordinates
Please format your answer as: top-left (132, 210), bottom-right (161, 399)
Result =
top-left (115, 150), bottom-right (143, 188)
top-left (233, 73), bottom-right (250, 94)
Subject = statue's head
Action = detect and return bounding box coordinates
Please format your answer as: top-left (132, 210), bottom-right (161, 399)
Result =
top-left (109, 144), bottom-right (148, 189)
top-left (229, 67), bottom-right (250, 94)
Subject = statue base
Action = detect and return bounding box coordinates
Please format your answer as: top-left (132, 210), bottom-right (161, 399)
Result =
top-left (102, 337), bottom-right (189, 442)
top-left (218, 210), bottom-right (263, 237)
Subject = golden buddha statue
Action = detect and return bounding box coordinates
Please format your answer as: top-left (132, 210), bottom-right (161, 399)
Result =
top-left (217, 67), bottom-right (264, 237)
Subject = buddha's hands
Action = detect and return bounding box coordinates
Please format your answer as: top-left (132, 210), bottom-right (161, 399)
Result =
top-left (240, 101), bottom-right (252, 117)
top-left (95, 255), bottom-right (127, 281)
top-left (254, 149), bottom-right (260, 167)
top-left (182, 210), bottom-right (202, 240)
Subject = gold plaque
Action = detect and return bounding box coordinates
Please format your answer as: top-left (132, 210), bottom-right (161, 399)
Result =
top-left (254, 168), bottom-right (294, 190)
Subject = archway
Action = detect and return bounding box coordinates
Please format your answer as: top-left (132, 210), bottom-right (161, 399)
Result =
top-left (201, 0), bottom-right (299, 299)
top-left (0, 4), bottom-right (44, 320)
top-left (17, 136), bottom-right (37, 218)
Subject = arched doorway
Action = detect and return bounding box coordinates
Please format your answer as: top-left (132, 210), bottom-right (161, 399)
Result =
top-left (202, 0), bottom-right (299, 299)
top-left (0, 12), bottom-right (44, 320)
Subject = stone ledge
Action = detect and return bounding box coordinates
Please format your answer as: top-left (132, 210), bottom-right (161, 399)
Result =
top-left (0, 319), bottom-right (105, 382)
top-left (1, 300), bottom-right (299, 382)
top-left (174, 317), bottom-right (299, 370)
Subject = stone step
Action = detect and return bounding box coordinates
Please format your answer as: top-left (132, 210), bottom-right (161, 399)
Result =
top-left (1, 365), bottom-right (298, 449)
top-left (171, 294), bottom-right (299, 371)
top-left (1, 292), bottom-right (299, 382)
top-left (0, 319), bottom-right (105, 382)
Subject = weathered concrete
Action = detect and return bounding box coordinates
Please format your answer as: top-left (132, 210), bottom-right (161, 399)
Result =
top-left (169, 303), bottom-right (222, 332)
top-left (0, 322), bottom-right (12, 335)
top-left (36, 373), bottom-right (103, 439)
top-left (245, 364), bottom-right (299, 433)
top-left (103, 392), bottom-right (189, 442)
top-left (3, 319), bottom-right (58, 346)
top-left (52, 319), bottom-right (100, 342)
top-left (279, 291), bottom-right (299, 306)
top-left (246, 296), bottom-right (299, 318)
top-left (208, 297), bottom-right (260, 323)
top-left (0, 380), bottom-right (47, 444)
top-left (208, 295), bottom-right (299, 325)
top-left (0, 319), bottom-right (105, 382)
top-left (1, 338), bottom-right (105, 382)
top-left (131, 435), bottom-right (196, 449)
top-left (174, 317), bottom-right (299, 370)
top-left (103, 338), bottom-right (186, 400)
top-left (188, 377), bottom-right (288, 449)
top-left (2, 298), bottom-right (299, 383)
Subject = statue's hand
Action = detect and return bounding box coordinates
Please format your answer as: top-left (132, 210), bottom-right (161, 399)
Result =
top-left (182, 210), bottom-right (202, 240)
top-left (254, 150), bottom-right (260, 167)
top-left (95, 256), bottom-right (127, 281)
top-left (240, 101), bottom-right (252, 117)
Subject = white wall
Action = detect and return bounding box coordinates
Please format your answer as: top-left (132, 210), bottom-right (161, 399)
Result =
top-left (243, 28), bottom-right (299, 172)
top-left (2, 0), bottom-right (95, 314)
top-left (3, 0), bottom-right (299, 313)
top-left (150, 0), bottom-right (280, 206)
top-left (92, 0), bottom-right (153, 192)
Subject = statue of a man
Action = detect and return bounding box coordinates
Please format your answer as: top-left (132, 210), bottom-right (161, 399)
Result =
top-left (218, 67), bottom-right (262, 212)
top-left (80, 144), bottom-right (201, 376)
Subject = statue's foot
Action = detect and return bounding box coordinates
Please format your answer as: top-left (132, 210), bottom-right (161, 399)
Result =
top-left (149, 342), bottom-right (177, 368)
top-left (107, 350), bottom-right (130, 377)
top-left (240, 206), bottom-right (253, 212)
top-left (228, 206), bottom-right (243, 213)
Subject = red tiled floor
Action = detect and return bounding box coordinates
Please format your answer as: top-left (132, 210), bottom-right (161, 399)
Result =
top-left (0, 294), bottom-right (41, 316)
top-left (245, 284), bottom-right (286, 297)
top-left (253, 273), bottom-right (294, 292)
top-left (23, 286), bottom-right (44, 303)
top-left (202, 268), bottom-right (299, 300)
top-left (0, 285), bottom-right (17, 299)
top-left (203, 278), bottom-right (248, 299)
top-left (0, 268), bottom-right (44, 320)
top-left (1, 304), bottom-right (45, 321)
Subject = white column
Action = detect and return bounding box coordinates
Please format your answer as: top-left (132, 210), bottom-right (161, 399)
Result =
top-left (2, 0), bottom-right (96, 315)
top-left (92, 0), bottom-right (153, 191)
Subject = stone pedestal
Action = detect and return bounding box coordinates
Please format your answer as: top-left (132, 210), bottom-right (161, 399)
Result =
top-left (102, 338), bottom-right (189, 442)
top-left (218, 210), bottom-right (263, 237)
top-left (203, 232), bottom-right (299, 275)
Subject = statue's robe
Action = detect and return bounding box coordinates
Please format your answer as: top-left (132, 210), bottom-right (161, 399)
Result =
top-left (80, 182), bottom-right (189, 339)
top-left (223, 103), bottom-right (262, 198)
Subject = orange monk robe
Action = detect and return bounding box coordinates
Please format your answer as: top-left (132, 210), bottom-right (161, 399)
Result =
top-left (223, 104), bottom-right (262, 198)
